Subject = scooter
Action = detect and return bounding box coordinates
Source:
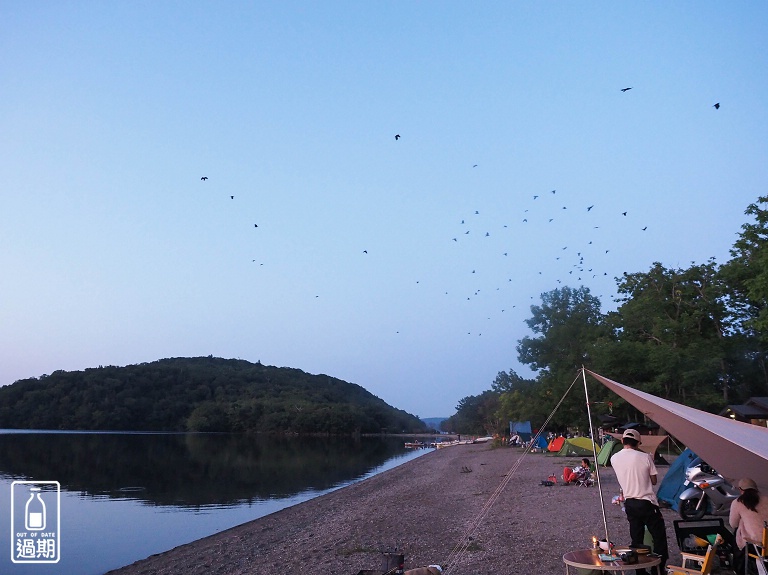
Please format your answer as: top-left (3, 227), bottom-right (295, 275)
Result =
top-left (678, 458), bottom-right (740, 520)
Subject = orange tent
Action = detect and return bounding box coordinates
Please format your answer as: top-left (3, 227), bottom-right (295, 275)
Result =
top-left (548, 436), bottom-right (565, 452)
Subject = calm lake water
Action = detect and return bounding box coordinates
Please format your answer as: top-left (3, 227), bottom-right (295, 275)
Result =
top-left (0, 431), bottom-right (433, 575)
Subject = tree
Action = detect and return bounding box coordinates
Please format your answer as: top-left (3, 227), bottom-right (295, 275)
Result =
top-left (605, 261), bottom-right (734, 407)
top-left (516, 286), bottom-right (609, 427)
top-left (720, 195), bottom-right (768, 393)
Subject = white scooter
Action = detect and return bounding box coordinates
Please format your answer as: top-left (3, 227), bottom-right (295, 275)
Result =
top-left (678, 458), bottom-right (740, 520)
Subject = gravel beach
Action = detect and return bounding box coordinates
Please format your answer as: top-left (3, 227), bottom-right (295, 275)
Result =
top-left (106, 442), bottom-right (694, 575)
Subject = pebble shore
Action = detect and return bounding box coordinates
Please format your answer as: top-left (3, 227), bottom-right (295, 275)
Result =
top-left (106, 442), bottom-right (689, 575)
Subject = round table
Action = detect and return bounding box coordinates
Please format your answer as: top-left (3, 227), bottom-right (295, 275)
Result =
top-left (563, 548), bottom-right (662, 574)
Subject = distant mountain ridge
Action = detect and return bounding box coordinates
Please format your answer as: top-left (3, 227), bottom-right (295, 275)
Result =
top-left (0, 356), bottom-right (426, 434)
top-left (420, 417), bottom-right (449, 431)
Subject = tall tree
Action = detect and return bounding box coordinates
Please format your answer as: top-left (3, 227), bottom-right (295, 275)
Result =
top-left (605, 261), bottom-right (733, 406)
top-left (720, 195), bottom-right (768, 393)
top-left (516, 286), bottom-right (609, 427)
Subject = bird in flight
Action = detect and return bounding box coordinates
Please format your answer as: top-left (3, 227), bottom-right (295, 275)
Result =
top-left (395, 134), bottom-right (400, 140)
top-left (533, 195), bottom-right (539, 199)
top-left (254, 224), bottom-right (258, 228)
top-left (621, 87), bottom-right (633, 92)
top-left (363, 250), bottom-right (368, 253)
top-left (200, 176), bottom-right (208, 181)
top-left (473, 164), bottom-right (478, 168)
top-left (642, 226), bottom-right (648, 231)
top-left (475, 210), bottom-right (479, 214)
top-left (587, 205), bottom-right (594, 211)
top-left (551, 190), bottom-right (556, 194)
top-left (622, 211), bottom-right (627, 216)
top-left (713, 103), bottom-right (720, 110)
top-left (230, 196), bottom-right (234, 199)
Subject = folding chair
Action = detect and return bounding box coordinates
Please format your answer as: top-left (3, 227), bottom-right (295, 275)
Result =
top-left (666, 542), bottom-right (719, 575)
top-left (745, 522), bottom-right (768, 575)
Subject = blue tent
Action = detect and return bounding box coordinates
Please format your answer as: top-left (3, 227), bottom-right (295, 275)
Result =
top-left (533, 435), bottom-right (549, 449)
top-left (657, 448), bottom-right (697, 511)
top-left (509, 421), bottom-right (532, 442)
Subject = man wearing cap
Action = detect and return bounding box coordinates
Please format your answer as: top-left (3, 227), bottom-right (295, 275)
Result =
top-left (611, 429), bottom-right (669, 574)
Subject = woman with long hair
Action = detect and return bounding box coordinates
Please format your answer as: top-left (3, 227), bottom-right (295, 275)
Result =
top-left (729, 478), bottom-right (768, 573)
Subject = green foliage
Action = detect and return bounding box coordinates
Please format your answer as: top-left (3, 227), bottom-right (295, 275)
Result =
top-left (0, 357), bottom-right (426, 434)
top-left (471, 196), bottom-right (768, 431)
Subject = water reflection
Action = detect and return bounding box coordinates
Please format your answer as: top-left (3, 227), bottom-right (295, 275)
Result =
top-left (0, 431), bottom-right (432, 575)
top-left (0, 431), bottom-right (415, 507)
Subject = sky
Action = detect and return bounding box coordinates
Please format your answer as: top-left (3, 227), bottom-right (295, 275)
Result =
top-left (2, 3), bottom-right (767, 419)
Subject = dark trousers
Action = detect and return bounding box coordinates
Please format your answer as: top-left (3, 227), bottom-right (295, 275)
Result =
top-left (624, 498), bottom-right (669, 574)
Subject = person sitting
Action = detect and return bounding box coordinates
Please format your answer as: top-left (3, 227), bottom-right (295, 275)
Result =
top-left (729, 477), bottom-right (768, 573)
top-left (563, 458), bottom-right (591, 483)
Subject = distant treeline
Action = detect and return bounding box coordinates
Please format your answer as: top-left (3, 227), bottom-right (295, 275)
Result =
top-left (0, 357), bottom-right (426, 434)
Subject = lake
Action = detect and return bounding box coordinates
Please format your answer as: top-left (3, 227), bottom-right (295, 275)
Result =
top-left (0, 431), bottom-right (433, 575)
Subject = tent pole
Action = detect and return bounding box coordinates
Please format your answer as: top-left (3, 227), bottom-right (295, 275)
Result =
top-left (582, 366), bottom-right (612, 551)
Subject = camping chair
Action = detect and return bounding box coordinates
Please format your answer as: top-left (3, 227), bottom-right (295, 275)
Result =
top-left (666, 542), bottom-right (719, 575)
top-left (576, 472), bottom-right (595, 487)
top-left (744, 522), bottom-right (768, 575)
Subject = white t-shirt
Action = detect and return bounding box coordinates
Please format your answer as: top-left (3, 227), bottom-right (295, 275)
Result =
top-left (611, 447), bottom-right (659, 505)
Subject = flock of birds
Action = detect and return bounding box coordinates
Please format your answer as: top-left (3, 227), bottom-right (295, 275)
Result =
top-left (197, 89), bottom-right (722, 338)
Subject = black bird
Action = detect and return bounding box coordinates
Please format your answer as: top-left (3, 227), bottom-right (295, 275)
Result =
top-left (713, 103), bottom-right (720, 110)
top-left (452, 238), bottom-right (457, 242)
top-left (533, 195), bottom-right (539, 199)
top-left (254, 224), bottom-right (258, 227)
top-left (622, 211), bottom-right (627, 216)
top-left (230, 196), bottom-right (234, 199)
top-left (551, 190), bottom-right (556, 194)
top-left (200, 176), bottom-right (208, 181)
top-left (621, 87), bottom-right (633, 92)
top-left (485, 232), bottom-right (490, 236)
top-left (395, 134), bottom-right (400, 140)
top-left (363, 250), bottom-right (368, 253)
top-left (587, 205), bottom-right (594, 211)
top-left (642, 226), bottom-right (648, 231)
top-left (473, 164), bottom-right (478, 168)
top-left (475, 210), bottom-right (479, 214)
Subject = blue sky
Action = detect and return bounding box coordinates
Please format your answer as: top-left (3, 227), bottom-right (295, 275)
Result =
top-left (2, 2), bottom-right (767, 419)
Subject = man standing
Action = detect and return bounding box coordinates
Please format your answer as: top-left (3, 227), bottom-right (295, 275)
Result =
top-left (611, 429), bottom-right (669, 574)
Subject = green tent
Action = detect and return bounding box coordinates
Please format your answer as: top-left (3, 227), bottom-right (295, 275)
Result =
top-left (555, 436), bottom-right (597, 456)
top-left (596, 438), bottom-right (622, 466)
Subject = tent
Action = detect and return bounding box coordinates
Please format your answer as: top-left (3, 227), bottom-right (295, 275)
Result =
top-left (509, 421), bottom-right (532, 442)
top-left (548, 436), bottom-right (565, 452)
top-left (586, 369), bottom-right (768, 492)
top-left (556, 437), bottom-right (598, 456)
top-left (607, 432), bottom-right (669, 459)
top-left (657, 448), bottom-right (697, 511)
top-left (532, 435), bottom-right (549, 450)
top-left (596, 438), bottom-right (622, 466)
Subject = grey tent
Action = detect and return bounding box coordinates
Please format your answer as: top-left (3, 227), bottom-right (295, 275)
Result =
top-left (586, 369), bottom-right (768, 492)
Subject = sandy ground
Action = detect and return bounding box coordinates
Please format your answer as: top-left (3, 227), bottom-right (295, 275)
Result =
top-left (105, 442), bottom-right (726, 575)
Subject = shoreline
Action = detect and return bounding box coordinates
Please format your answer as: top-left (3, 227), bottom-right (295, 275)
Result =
top-left (106, 443), bottom-right (691, 575)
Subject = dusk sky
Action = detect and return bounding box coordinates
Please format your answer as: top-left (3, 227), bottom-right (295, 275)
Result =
top-left (2, 3), bottom-right (767, 419)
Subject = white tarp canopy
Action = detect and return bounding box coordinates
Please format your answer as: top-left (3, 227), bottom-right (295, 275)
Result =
top-left (586, 369), bottom-right (768, 492)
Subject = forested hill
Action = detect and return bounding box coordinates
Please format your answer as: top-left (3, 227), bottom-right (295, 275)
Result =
top-left (0, 357), bottom-right (427, 434)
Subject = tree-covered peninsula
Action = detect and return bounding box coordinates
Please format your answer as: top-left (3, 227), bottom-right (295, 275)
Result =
top-left (0, 357), bottom-right (426, 434)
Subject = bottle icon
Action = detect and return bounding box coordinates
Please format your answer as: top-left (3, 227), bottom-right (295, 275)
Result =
top-left (25, 487), bottom-right (46, 531)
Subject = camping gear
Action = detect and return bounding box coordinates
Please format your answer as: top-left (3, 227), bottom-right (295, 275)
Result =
top-left (548, 436), bottom-right (565, 452)
top-left (678, 458), bottom-right (739, 520)
top-left (555, 436), bottom-right (597, 456)
top-left (666, 542), bottom-right (720, 575)
top-left (658, 448), bottom-right (697, 510)
top-left (585, 370), bottom-right (768, 494)
top-left (509, 421), bottom-right (532, 443)
top-left (596, 438), bottom-right (622, 466)
top-left (673, 518), bottom-right (736, 571)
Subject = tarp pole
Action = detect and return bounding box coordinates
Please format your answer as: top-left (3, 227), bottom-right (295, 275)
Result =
top-left (582, 366), bottom-right (612, 551)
